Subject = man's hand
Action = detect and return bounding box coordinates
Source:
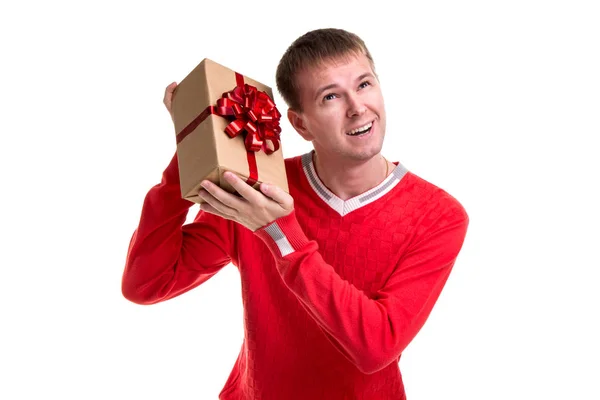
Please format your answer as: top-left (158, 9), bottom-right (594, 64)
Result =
top-left (198, 171), bottom-right (294, 232)
top-left (163, 82), bottom-right (177, 122)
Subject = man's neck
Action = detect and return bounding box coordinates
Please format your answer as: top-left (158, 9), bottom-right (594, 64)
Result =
top-left (312, 151), bottom-right (392, 201)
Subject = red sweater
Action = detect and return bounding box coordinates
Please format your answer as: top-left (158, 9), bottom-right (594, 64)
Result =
top-left (122, 150), bottom-right (469, 400)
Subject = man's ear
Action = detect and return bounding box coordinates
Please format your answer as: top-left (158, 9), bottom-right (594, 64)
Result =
top-left (287, 109), bottom-right (313, 142)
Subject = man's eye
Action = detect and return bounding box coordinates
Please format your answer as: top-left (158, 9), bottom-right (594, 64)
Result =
top-left (359, 81), bottom-right (371, 89)
top-left (324, 93), bottom-right (336, 101)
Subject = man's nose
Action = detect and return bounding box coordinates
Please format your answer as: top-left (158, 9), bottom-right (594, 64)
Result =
top-left (346, 93), bottom-right (367, 117)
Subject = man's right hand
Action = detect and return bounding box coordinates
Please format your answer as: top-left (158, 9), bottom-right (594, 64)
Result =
top-left (163, 82), bottom-right (178, 122)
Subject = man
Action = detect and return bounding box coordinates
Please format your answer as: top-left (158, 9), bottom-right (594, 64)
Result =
top-left (122, 28), bottom-right (469, 399)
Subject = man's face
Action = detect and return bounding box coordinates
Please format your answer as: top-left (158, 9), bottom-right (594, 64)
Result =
top-left (289, 53), bottom-right (387, 162)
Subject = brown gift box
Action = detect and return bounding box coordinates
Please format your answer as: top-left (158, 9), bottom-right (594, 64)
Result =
top-left (171, 58), bottom-right (289, 204)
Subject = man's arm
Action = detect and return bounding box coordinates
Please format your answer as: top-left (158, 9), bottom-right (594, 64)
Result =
top-left (121, 152), bottom-right (236, 305)
top-left (254, 202), bottom-right (469, 375)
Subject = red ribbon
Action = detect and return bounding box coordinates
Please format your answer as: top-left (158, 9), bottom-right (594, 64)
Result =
top-left (176, 73), bottom-right (282, 186)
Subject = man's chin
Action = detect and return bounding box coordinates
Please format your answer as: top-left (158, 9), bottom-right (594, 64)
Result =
top-left (346, 148), bottom-right (383, 162)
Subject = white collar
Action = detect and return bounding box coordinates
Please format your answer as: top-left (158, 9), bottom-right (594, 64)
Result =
top-left (301, 151), bottom-right (408, 217)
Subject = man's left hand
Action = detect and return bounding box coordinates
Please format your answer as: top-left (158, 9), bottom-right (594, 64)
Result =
top-left (197, 171), bottom-right (294, 232)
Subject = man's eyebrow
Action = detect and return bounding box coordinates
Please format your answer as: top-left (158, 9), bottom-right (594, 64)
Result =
top-left (357, 72), bottom-right (375, 82)
top-left (315, 83), bottom-right (339, 101)
top-left (314, 73), bottom-right (376, 100)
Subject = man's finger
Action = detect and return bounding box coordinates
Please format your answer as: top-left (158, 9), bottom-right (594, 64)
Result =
top-left (201, 180), bottom-right (246, 211)
top-left (198, 188), bottom-right (237, 217)
top-left (200, 202), bottom-right (231, 220)
top-left (223, 172), bottom-right (261, 202)
top-left (260, 183), bottom-right (293, 208)
top-left (163, 82), bottom-right (177, 106)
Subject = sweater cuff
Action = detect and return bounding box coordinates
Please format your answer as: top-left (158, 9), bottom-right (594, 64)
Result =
top-left (254, 209), bottom-right (310, 258)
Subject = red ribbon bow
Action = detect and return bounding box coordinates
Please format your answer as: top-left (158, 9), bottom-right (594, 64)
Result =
top-left (214, 84), bottom-right (282, 154)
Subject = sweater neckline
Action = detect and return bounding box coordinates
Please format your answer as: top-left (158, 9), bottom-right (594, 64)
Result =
top-left (300, 151), bottom-right (409, 217)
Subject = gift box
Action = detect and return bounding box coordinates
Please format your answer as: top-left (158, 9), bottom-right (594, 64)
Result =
top-left (171, 58), bottom-right (289, 204)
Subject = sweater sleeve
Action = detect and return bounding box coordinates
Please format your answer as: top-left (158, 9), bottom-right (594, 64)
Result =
top-left (121, 152), bottom-right (236, 305)
top-left (254, 205), bottom-right (469, 375)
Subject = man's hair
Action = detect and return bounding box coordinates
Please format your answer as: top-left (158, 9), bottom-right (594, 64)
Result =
top-left (275, 28), bottom-right (375, 112)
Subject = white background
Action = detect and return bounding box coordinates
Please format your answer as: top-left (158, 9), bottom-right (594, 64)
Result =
top-left (1, 0), bottom-right (599, 399)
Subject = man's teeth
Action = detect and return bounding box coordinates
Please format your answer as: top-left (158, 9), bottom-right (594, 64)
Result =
top-left (347, 122), bottom-right (373, 135)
